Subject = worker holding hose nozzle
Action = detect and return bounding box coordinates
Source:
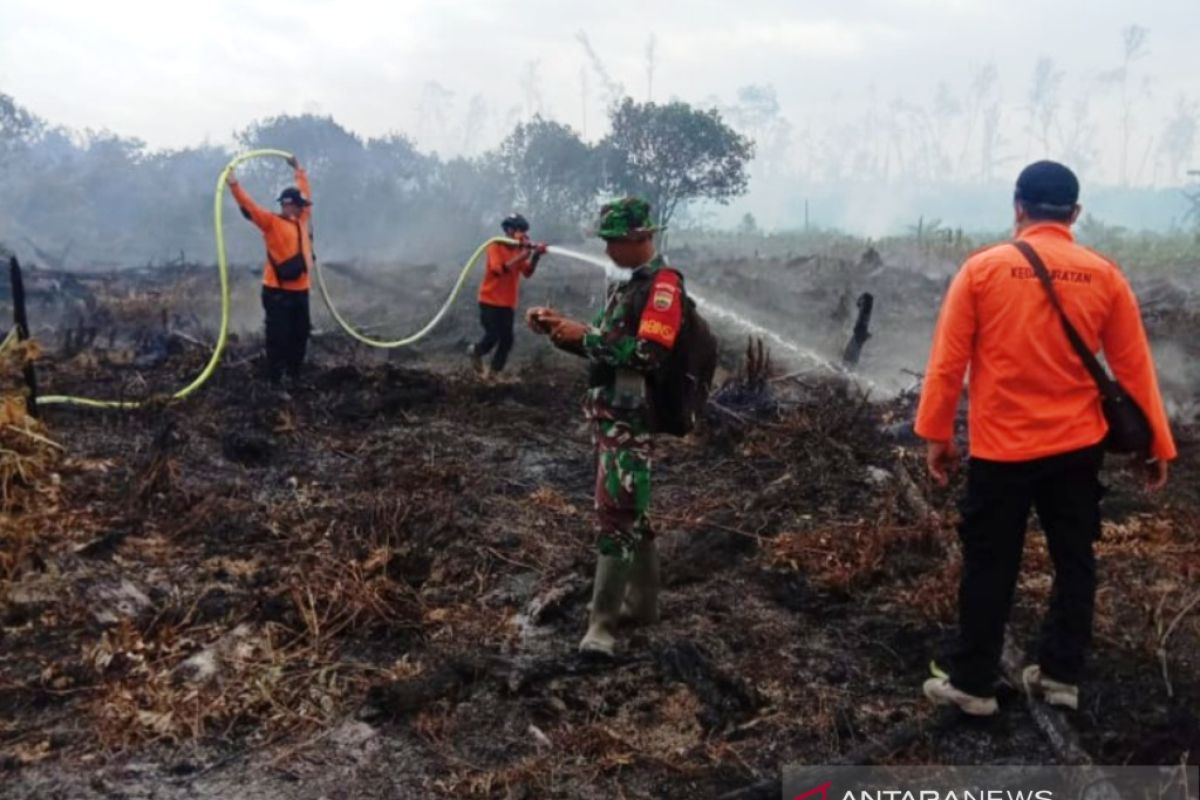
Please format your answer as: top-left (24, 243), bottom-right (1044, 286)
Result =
top-left (468, 213), bottom-right (547, 382)
top-left (226, 156), bottom-right (314, 392)
top-left (526, 197), bottom-right (690, 658)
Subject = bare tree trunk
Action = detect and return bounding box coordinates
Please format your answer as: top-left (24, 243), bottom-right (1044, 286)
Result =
top-left (10, 256), bottom-right (38, 417)
top-left (644, 34), bottom-right (657, 102)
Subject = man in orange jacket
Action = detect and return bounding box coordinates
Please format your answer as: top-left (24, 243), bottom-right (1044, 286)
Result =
top-left (226, 156), bottom-right (314, 388)
top-left (468, 213), bottom-right (546, 381)
top-left (916, 161), bottom-right (1176, 716)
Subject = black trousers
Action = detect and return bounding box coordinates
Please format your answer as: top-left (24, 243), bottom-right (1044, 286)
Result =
top-left (262, 287), bottom-right (311, 382)
top-left (475, 303), bottom-right (515, 372)
top-left (948, 444), bottom-right (1105, 697)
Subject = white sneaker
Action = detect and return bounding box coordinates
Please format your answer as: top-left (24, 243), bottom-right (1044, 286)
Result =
top-left (1022, 665), bottom-right (1078, 710)
top-left (923, 677), bottom-right (999, 716)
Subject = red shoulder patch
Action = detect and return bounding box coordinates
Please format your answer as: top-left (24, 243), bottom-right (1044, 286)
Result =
top-left (638, 270), bottom-right (683, 349)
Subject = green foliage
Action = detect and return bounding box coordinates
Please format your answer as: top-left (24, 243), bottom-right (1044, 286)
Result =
top-left (0, 93), bottom-right (42, 160)
top-left (0, 92), bottom-right (758, 265)
top-left (599, 99), bottom-right (754, 231)
top-left (494, 116), bottom-right (600, 242)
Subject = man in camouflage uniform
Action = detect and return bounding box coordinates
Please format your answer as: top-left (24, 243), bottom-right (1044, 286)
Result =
top-left (526, 197), bottom-right (685, 656)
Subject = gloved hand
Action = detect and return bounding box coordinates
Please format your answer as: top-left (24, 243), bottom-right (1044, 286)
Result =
top-left (532, 242), bottom-right (548, 255)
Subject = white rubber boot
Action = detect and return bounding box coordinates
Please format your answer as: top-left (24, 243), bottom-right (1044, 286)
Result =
top-left (579, 555), bottom-right (629, 657)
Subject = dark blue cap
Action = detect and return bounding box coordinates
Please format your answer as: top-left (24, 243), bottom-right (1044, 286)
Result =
top-left (1014, 161), bottom-right (1079, 213)
top-left (277, 187), bottom-right (311, 207)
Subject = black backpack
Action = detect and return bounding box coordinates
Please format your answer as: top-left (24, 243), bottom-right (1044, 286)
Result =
top-left (643, 271), bottom-right (718, 436)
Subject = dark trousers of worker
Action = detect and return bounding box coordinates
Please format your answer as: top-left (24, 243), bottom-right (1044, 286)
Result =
top-left (948, 444), bottom-right (1105, 698)
top-left (475, 303), bottom-right (515, 372)
top-left (262, 287), bottom-right (311, 383)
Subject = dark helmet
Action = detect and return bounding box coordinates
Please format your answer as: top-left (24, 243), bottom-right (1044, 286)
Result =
top-left (501, 213), bottom-right (530, 233)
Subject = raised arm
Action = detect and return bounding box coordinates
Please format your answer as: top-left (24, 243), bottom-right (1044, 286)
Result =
top-left (293, 163), bottom-right (312, 224)
top-left (227, 172), bottom-right (274, 232)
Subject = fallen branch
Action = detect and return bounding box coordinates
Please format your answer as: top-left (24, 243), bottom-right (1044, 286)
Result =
top-left (654, 641), bottom-right (760, 733)
top-left (1000, 638), bottom-right (1091, 765)
top-left (894, 460), bottom-right (931, 520)
top-left (657, 514), bottom-right (768, 546)
top-left (524, 574), bottom-right (587, 625)
top-left (709, 401), bottom-right (758, 427)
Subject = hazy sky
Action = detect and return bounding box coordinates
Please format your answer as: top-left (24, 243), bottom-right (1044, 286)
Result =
top-left (2, 0), bottom-right (1197, 182)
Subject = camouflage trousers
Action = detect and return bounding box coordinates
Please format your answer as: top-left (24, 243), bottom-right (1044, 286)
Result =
top-left (592, 416), bottom-right (653, 560)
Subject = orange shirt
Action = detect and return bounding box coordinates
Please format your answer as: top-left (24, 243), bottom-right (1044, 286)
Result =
top-left (230, 167), bottom-right (313, 291)
top-left (915, 222), bottom-right (1176, 462)
top-left (477, 239), bottom-right (534, 308)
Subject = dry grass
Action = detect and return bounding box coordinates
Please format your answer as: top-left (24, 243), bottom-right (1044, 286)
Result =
top-left (0, 339), bottom-right (64, 586)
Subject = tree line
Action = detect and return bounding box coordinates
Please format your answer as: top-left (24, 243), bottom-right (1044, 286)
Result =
top-left (0, 93), bottom-right (752, 269)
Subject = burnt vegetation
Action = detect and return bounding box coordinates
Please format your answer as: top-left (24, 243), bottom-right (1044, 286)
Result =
top-left (0, 238), bottom-right (1197, 798)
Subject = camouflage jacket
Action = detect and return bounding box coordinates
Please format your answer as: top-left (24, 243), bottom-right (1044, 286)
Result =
top-left (581, 256), bottom-right (684, 421)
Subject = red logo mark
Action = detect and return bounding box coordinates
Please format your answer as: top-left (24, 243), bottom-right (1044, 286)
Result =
top-left (795, 781), bottom-right (832, 800)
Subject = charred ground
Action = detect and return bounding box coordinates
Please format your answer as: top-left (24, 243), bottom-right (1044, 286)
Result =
top-left (1, 249), bottom-right (1198, 799)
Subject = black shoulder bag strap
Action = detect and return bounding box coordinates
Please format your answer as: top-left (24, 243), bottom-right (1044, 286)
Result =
top-left (268, 218), bottom-right (309, 282)
top-left (1011, 240), bottom-right (1117, 400)
top-left (1013, 239), bottom-right (1153, 455)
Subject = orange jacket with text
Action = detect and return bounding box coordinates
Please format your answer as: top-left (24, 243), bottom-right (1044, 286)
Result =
top-left (477, 238), bottom-right (535, 309)
top-left (915, 222), bottom-right (1176, 462)
top-left (230, 167), bottom-right (313, 292)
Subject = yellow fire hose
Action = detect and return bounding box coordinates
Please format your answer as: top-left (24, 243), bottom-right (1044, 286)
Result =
top-left (36, 148), bottom-right (518, 408)
top-left (313, 234), bottom-right (516, 348)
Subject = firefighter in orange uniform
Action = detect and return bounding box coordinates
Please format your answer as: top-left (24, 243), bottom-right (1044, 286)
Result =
top-left (917, 161), bottom-right (1176, 716)
top-left (469, 214), bottom-right (546, 381)
top-left (227, 157), bottom-right (314, 388)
